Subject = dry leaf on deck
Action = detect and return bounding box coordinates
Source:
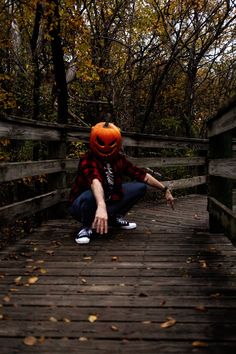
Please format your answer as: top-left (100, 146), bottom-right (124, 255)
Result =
top-left (79, 337), bottom-right (88, 341)
top-left (14, 276), bottom-right (22, 285)
top-left (28, 276), bottom-right (38, 285)
top-left (49, 316), bottom-right (58, 322)
top-left (192, 341), bottom-right (208, 347)
top-left (63, 317), bottom-right (71, 323)
top-left (23, 336), bottom-right (37, 346)
top-left (40, 268), bottom-right (47, 274)
top-left (160, 316), bottom-right (177, 328)
top-left (111, 325), bottom-right (119, 331)
top-left (3, 295), bottom-right (10, 303)
top-left (199, 260), bottom-right (207, 268)
top-left (111, 256), bottom-right (118, 261)
top-left (195, 305), bottom-right (207, 312)
top-left (83, 256), bottom-right (92, 260)
top-left (88, 314), bottom-right (98, 323)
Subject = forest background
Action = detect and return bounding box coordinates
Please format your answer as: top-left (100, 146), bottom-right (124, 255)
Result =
top-left (0, 0), bottom-right (236, 138)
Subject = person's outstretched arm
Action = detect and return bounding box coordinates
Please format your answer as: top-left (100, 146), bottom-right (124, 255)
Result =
top-left (91, 178), bottom-right (108, 234)
top-left (144, 173), bottom-right (175, 210)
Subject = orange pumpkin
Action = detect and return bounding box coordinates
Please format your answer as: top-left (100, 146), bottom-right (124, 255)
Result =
top-left (89, 121), bottom-right (122, 159)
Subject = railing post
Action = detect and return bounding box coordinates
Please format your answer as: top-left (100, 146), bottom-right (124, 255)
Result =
top-left (208, 131), bottom-right (233, 232)
top-left (47, 131), bottom-right (67, 218)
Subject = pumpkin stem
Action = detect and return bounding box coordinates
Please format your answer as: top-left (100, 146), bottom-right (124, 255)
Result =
top-left (103, 113), bottom-right (111, 127)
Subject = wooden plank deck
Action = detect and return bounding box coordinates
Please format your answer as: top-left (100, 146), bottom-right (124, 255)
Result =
top-left (0, 194), bottom-right (236, 353)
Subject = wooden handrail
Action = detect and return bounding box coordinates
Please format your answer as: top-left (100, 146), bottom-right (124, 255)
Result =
top-left (0, 115), bottom-right (208, 225)
top-left (207, 99), bottom-right (236, 243)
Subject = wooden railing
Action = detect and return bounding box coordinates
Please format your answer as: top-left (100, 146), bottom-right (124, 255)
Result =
top-left (207, 99), bottom-right (236, 243)
top-left (0, 115), bottom-right (208, 227)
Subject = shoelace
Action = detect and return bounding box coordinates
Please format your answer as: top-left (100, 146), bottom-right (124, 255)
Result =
top-left (116, 217), bottom-right (129, 225)
top-left (78, 228), bottom-right (92, 238)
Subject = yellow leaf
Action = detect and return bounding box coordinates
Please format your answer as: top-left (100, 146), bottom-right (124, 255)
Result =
top-left (28, 276), bottom-right (38, 285)
top-left (23, 336), bottom-right (37, 346)
top-left (88, 314), bottom-right (97, 323)
top-left (40, 268), bottom-right (47, 274)
top-left (160, 316), bottom-right (177, 328)
top-left (192, 341), bottom-right (208, 347)
top-left (63, 317), bottom-right (71, 323)
top-left (49, 316), bottom-right (58, 322)
top-left (14, 276), bottom-right (22, 285)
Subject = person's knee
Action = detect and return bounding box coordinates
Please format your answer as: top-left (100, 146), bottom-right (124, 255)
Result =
top-left (137, 182), bottom-right (147, 197)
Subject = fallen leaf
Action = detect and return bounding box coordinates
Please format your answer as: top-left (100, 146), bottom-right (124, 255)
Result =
top-left (195, 305), bottom-right (207, 312)
top-left (83, 256), bottom-right (92, 260)
top-left (88, 314), bottom-right (98, 323)
top-left (81, 278), bottom-right (87, 284)
top-left (142, 320), bottom-right (151, 324)
top-left (40, 268), bottom-right (47, 274)
top-left (3, 295), bottom-right (10, 303)
top-left (63, 317), bottom-right (71, 323)
top-left (14, 276), bottom-right (22, 285)
top-left (111, 325), bottom-right (119, 331)
top-left (0, 314), bottom-right (3, 320)
top-left (38, 336), bottom-right (45, 343)
top-left (28, 276), bottom-right (39, 285)
top-left (199, 260), bottom-right (207, 268)
top-left (79, 337), bottom-right (88, 341)
top-left (111, 256), bottom-right (118, 261)
top-left (9, 288), bottom-right (19, 292)
top-left (194, 214), bottom-right (200, 220)
top-left (23, 336), bottom-right (37, 346)
top-left (160, 316), bottom-right (177, 328)
top-left (49, 316), bottom-right (58, 322)
top-left (192, 341), bottom-right (208, 347)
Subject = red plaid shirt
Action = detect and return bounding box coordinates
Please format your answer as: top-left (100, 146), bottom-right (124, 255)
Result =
top-left (69, 151), bottom-right (147, 204)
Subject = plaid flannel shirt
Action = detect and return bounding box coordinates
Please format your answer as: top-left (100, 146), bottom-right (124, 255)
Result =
top-left (69, 151), bottom-right (147, 204)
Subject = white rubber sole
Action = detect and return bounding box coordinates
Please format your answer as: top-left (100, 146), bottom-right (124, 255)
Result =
top-left (75, 236), bottom-right (90, 244)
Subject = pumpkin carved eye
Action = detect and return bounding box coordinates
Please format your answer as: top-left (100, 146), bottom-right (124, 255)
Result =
top-left (109, 139), bottom-right (116, 146)
top-left (96, 136), bottom-right (105, 146)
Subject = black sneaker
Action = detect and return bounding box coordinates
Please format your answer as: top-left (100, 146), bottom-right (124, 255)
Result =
top-left (110, 216), bottom-right (137, 230)
top-left (75, 227), bottom-right (92, 244)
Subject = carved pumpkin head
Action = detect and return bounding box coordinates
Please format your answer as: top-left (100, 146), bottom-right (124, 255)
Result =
top-left (89, 121), bottom-right (122, 159)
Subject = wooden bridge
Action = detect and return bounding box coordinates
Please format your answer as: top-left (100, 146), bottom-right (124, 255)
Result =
top-left (0, 101), bottom-right (236, 353)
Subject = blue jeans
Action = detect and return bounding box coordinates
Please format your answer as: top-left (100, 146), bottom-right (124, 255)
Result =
top-left (69, 182), bottom-right (147, 228)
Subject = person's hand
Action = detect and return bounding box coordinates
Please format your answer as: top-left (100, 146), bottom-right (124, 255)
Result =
top-left (165, 189), bottom-right (175, 210)
top-left (92, 204), bottom-right (108, 234)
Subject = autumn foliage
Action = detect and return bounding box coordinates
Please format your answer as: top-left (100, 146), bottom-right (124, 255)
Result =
top-left (0, 0), bottom-right (235, 136)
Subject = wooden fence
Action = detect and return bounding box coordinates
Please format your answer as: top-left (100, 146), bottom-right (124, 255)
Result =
top-left (207, 99), bottom-right (236, 243)
top-left (0, 115), bottom-right (208, 227)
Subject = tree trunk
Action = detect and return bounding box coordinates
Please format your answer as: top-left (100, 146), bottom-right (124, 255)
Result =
top-left (49, 0), bottom-right (68, 124)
